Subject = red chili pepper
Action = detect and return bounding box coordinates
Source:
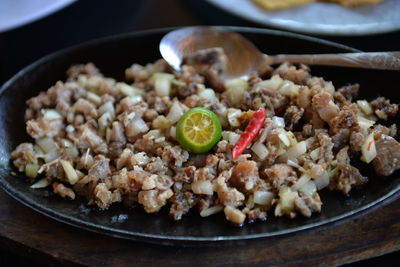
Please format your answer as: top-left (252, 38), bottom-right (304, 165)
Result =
top-left (232, 108), bottom-right (266, 160)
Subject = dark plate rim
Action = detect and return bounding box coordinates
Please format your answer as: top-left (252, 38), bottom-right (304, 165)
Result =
top-left (1, 26), bottom-right (399, 244)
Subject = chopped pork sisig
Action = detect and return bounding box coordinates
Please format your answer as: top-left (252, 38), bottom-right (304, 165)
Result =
top-left (10, 49), bottom-right (400, 226)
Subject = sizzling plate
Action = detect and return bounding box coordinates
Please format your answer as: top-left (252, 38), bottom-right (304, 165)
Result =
top-left (0, 27), bottom-right (399, 246)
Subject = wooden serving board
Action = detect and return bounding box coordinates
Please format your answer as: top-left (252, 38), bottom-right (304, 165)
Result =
top-left (0, 189), bottom-right (399, 266)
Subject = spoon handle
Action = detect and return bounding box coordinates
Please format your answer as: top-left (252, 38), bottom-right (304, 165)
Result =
top-left (269, 52), bottom-right (400, 70)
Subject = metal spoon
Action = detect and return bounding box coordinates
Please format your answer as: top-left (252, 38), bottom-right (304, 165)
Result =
top-left (160, 26), bottom-right (400, 79)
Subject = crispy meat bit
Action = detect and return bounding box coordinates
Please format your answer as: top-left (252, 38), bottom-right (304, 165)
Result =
top-left (330, 164), bottom-right (367, 195)
top-left (312, 92), bottom-right (340, 123)
top-left (273, 62), bottom-right (310, 85)
top-left (284, 105), bottom-right (304, 130)
top-left (265, 164), bottom-right (297, 192)
top-left (373, 135), bottom-right (400, 176)
top-left (294, 192), bottom-right (322, 217)
top-left (231, 160), bottom-right (260, 192)
top-left (370, 97), bottom-right (399, 120)
top-left (169, 191), bottom-right (198, 220)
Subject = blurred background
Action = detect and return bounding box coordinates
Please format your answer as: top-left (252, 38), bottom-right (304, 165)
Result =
top-left (0, 0), bottom-right (399, 265)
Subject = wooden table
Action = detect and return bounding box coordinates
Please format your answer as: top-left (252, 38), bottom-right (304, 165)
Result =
top-left (1, 0), bottom-right (400, 265)
top-left (1, 189), bottom-right (400, 266)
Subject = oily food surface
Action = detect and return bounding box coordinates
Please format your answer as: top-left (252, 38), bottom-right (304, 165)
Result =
top-left (252, 0), bottom-right (384, 10)
top-left (10, 48), bottom-right (400, 226)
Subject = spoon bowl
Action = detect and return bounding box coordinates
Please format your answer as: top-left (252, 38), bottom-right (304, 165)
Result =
top-left (160, 26), bottom-right (269, 79)
top-left (160, 26), bottom-right (400, 80)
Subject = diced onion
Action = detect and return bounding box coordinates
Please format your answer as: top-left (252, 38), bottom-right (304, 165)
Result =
top-left (225, 78), bottom-right (247, 105)
top-left (274, 187), bottom-right (297, 216)
top-left (228, 87), bottom-right (246, 105)
top-left (171, 79), bottom-right (186, 87)
top-left (272, 116), bottom-right (285, 128)
top-left (82, 149), bottom-right (93, 169)
top-left (60, 160), bottom-right (79, 185)
top-left (80, 75), bottom-right (103, 91)
top-left (253, 191), bottom-right (274, 206)
top-left (279, 141), bottom-right (307, 162)
top-left (224, 206), bottom-right (246, 225)
top-left (65, 146), bottom-right (79, 158)
top-left (314, 172), bottom-right (330, 190)
top-left (222, 131), bottom-right (230, 141)
top-left (129, 118), bottom-right (149, 136)
top-left (30, 178), bottom-right (50, 189)
top-left (227, 108), bottom-right (242, 127)
top-left (361, 133), bottom-right (377, 164)
top-left (191, 180), bottom-right (214, 195)
top-left (198, 89), bottom-right (216, 101)
top-left (152, 72), bottom-right (175, 81)
top-left (131, 152), bottom-right (149, 166)
top-left (287, 131), bottom-right (298, 147)
top-left (33, 145), bottom-right (44, 154)
top-left (36, 137), bottom-right (58, 153)
top-left (67, 111), bottom-right (74, 123)
top-left (357, 100), bottom-right (373, 116)
top-left (278, 80), bottom-right (299, 97)
top-left (116, 82), bottom-right (144, 97)
top-left (60, 139), bottom-right (73, 148)
top-left (291, 174), bottom-right (311, 191)
top-left (278, 131), bottom-right (291, 147)
top-left (155, 78), bottom-right (171, 97)
top-left (251, 143), bottom-right (269, 160)
top-left (357, 116), bottom-right (375, 130)
top-left (225, 78), bottom-right (248, 91)
top-left (144, 129), bottom-right (161, 139)
top-left (98, 102), bottom-right (115, 117)
top-left (166, 101), bottom-right (183, 124)
top-left (170, 126), bottom-right (176, 139)
top-left (299, 180), bottom-right (317, 196)
top-left (310, 148), bottom-right (320, 161)
top-left (222, 131), bottom-right (240, 145)
top-left (200, 205), bottom-right (223, 217)
top-left (127, 112), bottom-right (136, 121)
top-left (155, 137), bottom-right (166, 143)
top-left (152, 115), bottom-right (172, 129)
top-left (324, 81), bottom-right (335, 95)
top-left (276, 148), bottom-right (287, 157)
top-left (86, 92), bottom-right (102, 105)
top-left (42, 109), bottom-right (62, 120)
top-left (44, 151), bottom-right (59, 163)
top-left (256, 74), bottom-right (283, 91)
top-left (130, 96), bottom-right (143, 105)
top-left (229, 132), bottom-right (240, 145)
top-left (287, 159), bottom-right (301, 169)
top-left (77, 175), bottom-right (90, 185)
top-left (25, 163), bottom-right (39, 178)
top-left (98, 112), bottom-right (112, 132)
top-left (152, 73), bottom-right (174, 97)
top-left (105, 127), bottom-right (112, 143)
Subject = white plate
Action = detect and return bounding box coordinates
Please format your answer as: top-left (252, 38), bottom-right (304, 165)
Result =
top-left (205, 0), bottom-right (400, 36)
top-left (0, 0), bottom-right (76, 33)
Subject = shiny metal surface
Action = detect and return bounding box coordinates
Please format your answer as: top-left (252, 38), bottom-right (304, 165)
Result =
top-left (160, 27), bottom-right (400, 80)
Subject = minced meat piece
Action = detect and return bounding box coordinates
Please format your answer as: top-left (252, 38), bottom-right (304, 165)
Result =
top-left (329, 164), bottom-right (368, 195)
top-left (284, 105), bottom-right (304, 130)
top-left (370, 97), bottom-right (399, 120)
top-left (373, 135), bottom-right (400, 176)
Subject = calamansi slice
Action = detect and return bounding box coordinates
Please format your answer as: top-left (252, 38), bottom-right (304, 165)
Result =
top-left (176, 107), bottom-right (222, 154)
